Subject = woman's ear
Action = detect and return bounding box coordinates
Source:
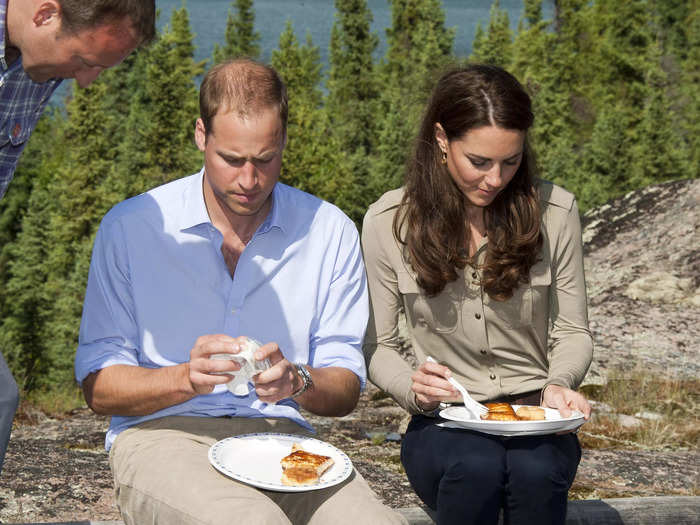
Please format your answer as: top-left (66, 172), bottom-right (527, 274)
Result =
top-left (434, 122), bottom-right (448, 153)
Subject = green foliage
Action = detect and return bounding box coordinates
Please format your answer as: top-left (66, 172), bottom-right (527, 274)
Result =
top-left (0, 0), bottom-right (696, 394)
top-left (327, 0), bottom-right (379, 155)
top-left (471, 0), bottom-right (513, 67)
top-left (372, 0), bottom-right (455, 200)
top-left (212, 0), bottom-right (261, 63)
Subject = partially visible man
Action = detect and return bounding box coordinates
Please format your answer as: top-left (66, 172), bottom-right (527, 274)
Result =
top-left (0, 0), bottom-right (156, 477)
top-left (75, 59), bottom-right (405, 525)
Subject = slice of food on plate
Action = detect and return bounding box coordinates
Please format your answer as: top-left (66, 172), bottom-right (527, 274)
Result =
top-left (515, 406), bottom-right (546, 421)
top-left (481, 402), bottom-right (519, 421)
top-left (280, 443), bottom-right (335, 486)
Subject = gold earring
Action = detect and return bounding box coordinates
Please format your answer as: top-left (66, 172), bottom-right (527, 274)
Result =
top-left (441, 150), bottom-right (447, 165)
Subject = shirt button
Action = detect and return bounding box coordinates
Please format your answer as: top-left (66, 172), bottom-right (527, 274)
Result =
top-left (480, 349), bottom-right (487, 355)
top-left (489, 373), bottom-right (496, 380)
top-left (475, 313), bottom-right (481, 320)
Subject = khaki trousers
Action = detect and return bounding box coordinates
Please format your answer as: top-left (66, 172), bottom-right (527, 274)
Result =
top-left (109, 416), bottom-right (406, 525)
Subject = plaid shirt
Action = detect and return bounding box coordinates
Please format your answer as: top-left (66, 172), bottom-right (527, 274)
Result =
top-left (0, 0), bottom-right (62, 200)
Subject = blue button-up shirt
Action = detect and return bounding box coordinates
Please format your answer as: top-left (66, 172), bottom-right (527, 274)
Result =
top-left (75, 170), bottom-right (369, 449)
top-left (0, 0), bottom-right (62, 200)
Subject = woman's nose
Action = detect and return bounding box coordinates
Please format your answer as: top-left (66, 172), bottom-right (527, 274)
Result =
top-left (484, 165), bottom-right (504, 188)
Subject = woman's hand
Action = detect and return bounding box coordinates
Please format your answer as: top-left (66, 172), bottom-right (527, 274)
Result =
top-left (411, 360), bottom-right (460, 412)
top-left (542, 384), bottom-right (592, 420)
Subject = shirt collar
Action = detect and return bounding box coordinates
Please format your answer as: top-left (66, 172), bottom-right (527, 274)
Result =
top-left (178, 168), bottom-right (286, 235)
top-left (179, 169), bottom-right (213, 231)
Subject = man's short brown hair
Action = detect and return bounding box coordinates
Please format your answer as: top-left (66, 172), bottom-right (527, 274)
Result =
top-left (57, 0), bottom-right (156, 45)
top-left (199, 59), bottom-right (288, 138)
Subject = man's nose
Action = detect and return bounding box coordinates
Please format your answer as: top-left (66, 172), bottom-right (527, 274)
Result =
top-left (238, 161), bottom-right (257, 189)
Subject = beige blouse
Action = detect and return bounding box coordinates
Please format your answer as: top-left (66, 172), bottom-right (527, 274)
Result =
top-left (361, 181), bottom-right (593, 415)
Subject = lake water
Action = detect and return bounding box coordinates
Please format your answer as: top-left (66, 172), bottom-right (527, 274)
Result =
top-left (155, 0), bottom-right (554, 64)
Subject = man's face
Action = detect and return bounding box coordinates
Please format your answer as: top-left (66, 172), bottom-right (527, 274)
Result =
top-left (22, 15), bottom-right (138, 87)
top-left (195, 107), bottom-right (285, 222)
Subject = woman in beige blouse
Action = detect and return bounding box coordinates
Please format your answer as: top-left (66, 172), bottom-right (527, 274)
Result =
top-left (362, 64), bottom-right (593, 525)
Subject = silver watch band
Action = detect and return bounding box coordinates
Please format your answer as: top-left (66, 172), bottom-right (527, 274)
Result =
top-left (291, 364), bottom-right (313, 398)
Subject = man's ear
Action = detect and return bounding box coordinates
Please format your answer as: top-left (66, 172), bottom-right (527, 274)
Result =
top-left (194, 118), bottom-right (207, 152)
top-left (33, 1), bottom-right (61, 28)
top-left (434, 122), bottom-right (448, 154)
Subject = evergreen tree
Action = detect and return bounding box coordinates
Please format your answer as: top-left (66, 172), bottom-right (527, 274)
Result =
top-left (212, 0), bottom-right (261, 63)
top-left (628, 37), bottom-right (690, 188)
top-left (270, 22), bottom-right (361, 223)
top-left (118, 7), bottom-right (203, 197)
top-left (524, 0), bottom-right (543, 26)
top-left (513, 0), bottom-right (589, 194)
top-left (326, 0), bottom-right (379, 155)
top-left (373, 0), bottom-right (455, 197)
top-left (680, 0), bottom-right (700, 177)
top-left (326, 0), bottom-right (380, 225)
top-left (0, 79), bottom-right (118, 390)
top-left (470, 0), bottom-right (513, 67)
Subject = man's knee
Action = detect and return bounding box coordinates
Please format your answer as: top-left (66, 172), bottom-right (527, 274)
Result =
top-left (117, 482), bottom-right (291, 525)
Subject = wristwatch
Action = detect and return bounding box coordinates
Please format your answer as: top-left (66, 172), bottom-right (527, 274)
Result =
top-left (291, 364), bottom-right (313, 398)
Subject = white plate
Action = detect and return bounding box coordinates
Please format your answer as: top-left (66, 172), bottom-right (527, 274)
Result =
top-left (209, 433), bottom-right (353, 492)
top-left (438, 405), bottom-right (585, 436)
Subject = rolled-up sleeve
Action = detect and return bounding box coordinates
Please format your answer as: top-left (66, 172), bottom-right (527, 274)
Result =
top-left (361, 208), bottom-right (421, 414)
top-left (309, 219), bottom-right (369, 388)
top-left (75, 215), bottom-right (140, 383)
top-left (546, 199), bottom-right (594, 390)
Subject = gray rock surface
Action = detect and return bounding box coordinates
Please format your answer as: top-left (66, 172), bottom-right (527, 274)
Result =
top-left (581, 179), bottom-right (699, 385)
top-left (1, 179), bottom-right (698, 523)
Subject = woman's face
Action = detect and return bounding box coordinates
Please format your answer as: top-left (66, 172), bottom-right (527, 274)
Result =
top-left (435, 124), bottom-right (525, 209)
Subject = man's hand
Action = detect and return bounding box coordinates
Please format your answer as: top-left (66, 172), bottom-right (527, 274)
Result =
top-left (187, 334), bottom-right (243, 395)
top-left (411, 360), bottom-right (459, 412)
top-left (251, 342), bottom-right (301, 404)
top-left (542, 384), bottom-right (592, 420)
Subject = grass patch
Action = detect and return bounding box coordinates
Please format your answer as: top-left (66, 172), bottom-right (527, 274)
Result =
top-left (15, 384), bottom-right (86, 422)
top-left (579, 371), bottom-right (699, 450)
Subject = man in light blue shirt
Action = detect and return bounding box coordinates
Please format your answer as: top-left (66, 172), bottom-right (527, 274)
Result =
top-left (75, 59), bottom-right (405, 525)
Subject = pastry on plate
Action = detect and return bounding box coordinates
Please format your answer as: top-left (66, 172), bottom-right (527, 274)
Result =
top-left (515, 406), bottom-right (546, 421)
top-left (280, 443), bottom-right (334, 486)
top-left (481, 402), bottom-right (518, 421)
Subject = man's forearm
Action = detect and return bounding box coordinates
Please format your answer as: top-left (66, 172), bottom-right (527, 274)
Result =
top-left (82, 364), bottom-right (197, 417)
top-left (294, 366), bottom-right (361, 417)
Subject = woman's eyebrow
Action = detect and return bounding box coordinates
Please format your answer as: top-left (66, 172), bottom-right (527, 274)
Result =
top-left (467, 151), bottom-right (523, 161)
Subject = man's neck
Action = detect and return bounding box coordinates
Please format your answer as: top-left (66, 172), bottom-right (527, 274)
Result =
top-left (202, 179), bottom-right (271, 244)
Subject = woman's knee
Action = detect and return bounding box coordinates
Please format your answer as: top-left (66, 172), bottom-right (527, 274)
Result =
top-left (507, 436), bottom-right (580, 493)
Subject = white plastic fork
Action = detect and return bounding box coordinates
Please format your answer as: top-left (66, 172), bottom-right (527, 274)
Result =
top-left (426, 356), bottom-right (489, 417)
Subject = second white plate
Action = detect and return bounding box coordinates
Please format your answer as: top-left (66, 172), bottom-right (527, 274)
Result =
top-left (209, 433), bottom-right (353, 492)
top-left (438, 405), bottom-right (585, 436)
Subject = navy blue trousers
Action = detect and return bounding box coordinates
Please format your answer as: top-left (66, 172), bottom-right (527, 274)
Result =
top-left (0, 351), bottom-right (19, 476)
top-left (401, 415), bottom-right (581, 525)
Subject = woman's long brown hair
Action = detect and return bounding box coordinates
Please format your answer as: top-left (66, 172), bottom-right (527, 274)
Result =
top-left (394, 64), bottom-right (542, 300)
